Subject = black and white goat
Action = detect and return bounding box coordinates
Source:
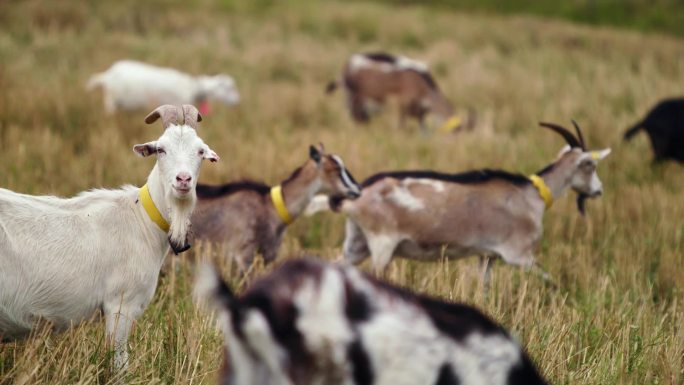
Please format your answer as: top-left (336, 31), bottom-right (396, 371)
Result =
top-left (0, 105), bottom-right (218, 368)
top-left (196, 258), bottom-right (549, 385)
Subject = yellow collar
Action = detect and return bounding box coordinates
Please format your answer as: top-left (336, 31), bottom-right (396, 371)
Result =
top-left (270, 185), bottom-right (294, 225)
top-left (528, 175), bottom-right (553, 210)
top-left (139, 184), bottom-right (170, 232)
top-left (437, 115), bottom-right (462, 133)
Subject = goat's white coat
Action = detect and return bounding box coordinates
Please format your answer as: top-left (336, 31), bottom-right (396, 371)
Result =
top-left (87, 60), bottom-right (239, 113)
top-left (0, 120), bottom-right (217, 368)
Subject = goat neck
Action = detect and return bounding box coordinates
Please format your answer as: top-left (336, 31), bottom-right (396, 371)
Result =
top-left (429, 91), bottom-right (454, 120)
top-left (278, 161), bottom-right (322, 222)
top-left (144, 164), bottom-right (195, 253)
top-left (138, 166), bottom-right (172, 245)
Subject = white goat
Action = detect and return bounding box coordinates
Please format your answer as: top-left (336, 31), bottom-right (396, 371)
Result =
top-left (0, 105), bottom-right (219, 368)
top-left (87, 60), bottom-right (240, 115)
top-left (196, 258), bottom-right (549, 385)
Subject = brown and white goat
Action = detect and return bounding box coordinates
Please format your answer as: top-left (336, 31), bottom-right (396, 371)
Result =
top-left (331, 121), bottom-right (610, 279)
top-left (196, 258), bottom-right (549, 385)
top-left (327, 52), bottom-right (461, 133)
top-left (191, 145), bottom-right (360, 270)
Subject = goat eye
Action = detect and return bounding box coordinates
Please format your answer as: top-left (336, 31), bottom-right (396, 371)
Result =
top-left (198, 149), bottom-right (205, 156)
top-left (157, 148), bottom-right (166, 155)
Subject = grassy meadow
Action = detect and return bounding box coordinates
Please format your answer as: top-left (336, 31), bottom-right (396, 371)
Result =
top-left (1, 0), bottom-right (683, 384)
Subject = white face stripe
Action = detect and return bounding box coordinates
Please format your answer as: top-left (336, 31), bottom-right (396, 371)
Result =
top-left (331, 155), bottom-right (359, 191)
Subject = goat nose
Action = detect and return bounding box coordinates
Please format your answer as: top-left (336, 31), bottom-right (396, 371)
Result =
top-left (176, 173), bottom-right (192, 183)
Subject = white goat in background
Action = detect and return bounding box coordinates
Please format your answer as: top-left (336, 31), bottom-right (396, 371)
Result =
top-left (87, 60), bottom-right (240, 115)
top-left (0, 105), bottom-right (219, 368)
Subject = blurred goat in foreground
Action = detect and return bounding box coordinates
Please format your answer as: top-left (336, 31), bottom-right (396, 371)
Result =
top-left (196, 258), bottom-right (549, 385)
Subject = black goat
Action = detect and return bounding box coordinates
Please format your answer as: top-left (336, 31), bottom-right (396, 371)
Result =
top-left (624, 98), bottom-right (684, 163)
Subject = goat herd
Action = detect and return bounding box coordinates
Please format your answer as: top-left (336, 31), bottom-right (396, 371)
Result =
top-left (1, 51), bottom-right (682, 385)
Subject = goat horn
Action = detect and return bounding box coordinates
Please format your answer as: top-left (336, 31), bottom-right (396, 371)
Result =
top-left (571, 119), bottom-right (587, 150)
top-left (145, 105), bottom-right (181, 129)
top-left (539, 122), bottom-right (582, 148)
top-left (182, 104), bottom-right (202, 130)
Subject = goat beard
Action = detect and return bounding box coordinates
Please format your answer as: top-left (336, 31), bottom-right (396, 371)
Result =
top-left (167, 194), bottom-right (196, 254)
top-left (576, 193), bottom-right (588, 216)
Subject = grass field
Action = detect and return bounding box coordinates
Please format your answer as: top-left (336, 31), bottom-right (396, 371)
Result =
top-left (374, 0), bottom-right (684, 38)
top-left (1, 0), bottom-right (683, 384)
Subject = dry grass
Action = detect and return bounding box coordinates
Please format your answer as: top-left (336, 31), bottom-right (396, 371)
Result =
top-left (1, 0), bottom-right (683, 384)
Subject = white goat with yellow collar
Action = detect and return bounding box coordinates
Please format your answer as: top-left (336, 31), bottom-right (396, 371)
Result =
top-left (0, 105), bottom-right (218, 368)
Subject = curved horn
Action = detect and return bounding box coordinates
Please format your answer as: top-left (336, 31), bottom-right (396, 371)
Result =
top-left (539, 122), bottom-right (582, 148)
top-left (571, 119), bottom-right (586, 150)
top-left (145, 105), bottom-right (181, 129)
top-left (182, 104), bottom-right (202, 130)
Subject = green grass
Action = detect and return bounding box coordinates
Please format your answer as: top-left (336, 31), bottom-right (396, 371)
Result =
top-left (0, 0), bottom-right (683, 384)
top-left (372, 0), bottom-right (684, 38)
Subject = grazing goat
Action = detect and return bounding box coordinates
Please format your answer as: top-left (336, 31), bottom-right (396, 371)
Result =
top-left (327, 52), bottom-right (461, 133)
top-left (624, 97), bottom-right (684, 163)
top-left (192, 145), bottom-right (360, 270)
top-left (0, 105), bottom-right (219, 368)
top-left (196, 258), bottom-right (549, 385)
top-left (87, 60), bottom-right (240, 115)
top-left (321, 121), bottom-right (610, 278)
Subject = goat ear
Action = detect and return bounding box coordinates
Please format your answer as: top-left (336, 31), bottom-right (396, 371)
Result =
top-left (203, 146), bottom-right (220, 163)
top-left (556, 145), bottom-right (572, 158)
top-left (591, 148), bottom-right (611, 161)
top-left (310, 145), bottom-right (322, 164)
top-left (133, 142), bottom-right (158, 157)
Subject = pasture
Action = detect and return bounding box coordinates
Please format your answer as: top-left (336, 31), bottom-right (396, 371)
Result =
top-left (0, 0), bottom-right (683, 384)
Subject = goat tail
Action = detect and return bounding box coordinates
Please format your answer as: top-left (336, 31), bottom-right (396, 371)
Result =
top-left (86, 72), bottom-right (106, 91)
top-left (325, 79), bottom-right (339, 94)
top-left (304, 194), bottom-right (331, 216)
top-left (623, 120), bottom-right (644, 141)
top-left (194, 263), bottom-right (235, 313)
